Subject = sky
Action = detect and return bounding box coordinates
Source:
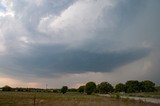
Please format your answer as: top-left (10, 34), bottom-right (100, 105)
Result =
top-left (0, 0), bottom-right (160, 88)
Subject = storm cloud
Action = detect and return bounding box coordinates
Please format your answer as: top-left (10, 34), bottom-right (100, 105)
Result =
top-left (0, 44), bottom-right (150, 76)
top-left (0, 0), bottom-right (160, 87)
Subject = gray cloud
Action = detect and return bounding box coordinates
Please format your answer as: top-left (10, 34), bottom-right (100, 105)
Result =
top-left (12, 0), bottom-right (77, 32)
top-left (0, 44), bottom-right (150, 77)
top-left (0, 0), bottom-right (160, 86)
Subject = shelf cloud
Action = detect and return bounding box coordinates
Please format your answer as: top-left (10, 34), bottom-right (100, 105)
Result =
top-left (0, 0), bottom-right (160, 87)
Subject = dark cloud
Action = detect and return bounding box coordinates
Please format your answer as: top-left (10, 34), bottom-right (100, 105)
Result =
top-left (0, 0), bottom-right (160, 85)
top-left (0, 44), bottom-right (150, 77)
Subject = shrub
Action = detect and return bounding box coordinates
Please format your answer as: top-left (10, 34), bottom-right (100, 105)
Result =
top-left (61, 86), bottom-right (68, 94)
top-left (115, 83), bottom-right (126, 92)
top-left (97, 82), bottom-right (114, 94)
top-left (140, 80), bottom-right (155, 92)
top-left (85, 82), bottom-right (96, 95)
top-left (2, 85), bottom-right (12, 91)
top-left (78, 86), bottom-right (85, 93)
top-left (125, 80), bottom-right (140, 93)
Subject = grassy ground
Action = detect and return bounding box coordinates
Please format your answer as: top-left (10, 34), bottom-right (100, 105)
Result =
top-left (122, 91), bottom-right (160, 99)
top-left (0, 92), bottom-right (159, 106)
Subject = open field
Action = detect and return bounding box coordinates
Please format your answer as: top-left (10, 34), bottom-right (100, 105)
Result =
top-left (122, 92), bottom-right (160, 99)
top-left (0, 92), bottom-right (159, 106)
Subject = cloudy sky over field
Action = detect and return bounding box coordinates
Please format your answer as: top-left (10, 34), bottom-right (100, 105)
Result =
top-left (0, 0), bottom-right (160, 88)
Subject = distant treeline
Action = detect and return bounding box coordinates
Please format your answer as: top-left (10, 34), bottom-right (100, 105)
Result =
top-left (0, 80), bottom-right (159, 95)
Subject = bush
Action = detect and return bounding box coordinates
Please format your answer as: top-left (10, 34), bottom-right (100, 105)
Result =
top-left (68, 88), bottom-right (77, 92)
top-left (78, 86), bottom-right (85, 93)
top-left (115, 83), bottom-right (126, 92)
top-left (2, 85), bottom-right (12, 91)
top-left (155, 86), bottom-right (160, 92)
top-left (61, 86), bottom-right (68, 94)
top-left (140, 80), bottom-right (155, 92)
top-left (85, 82), bottom-right (96, 95)
top-left (97, 82), bottom-right (114, 94)
top-left (125, 80), bottom-right (140, 93)
top-left (115, 93), bottom-right (120, 99)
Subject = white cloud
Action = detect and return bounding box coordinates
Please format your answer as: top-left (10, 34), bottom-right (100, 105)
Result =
top-left (0, 0), bottom-right (14, 17)
top-left (0, 31), bottom-right (5, 53)
top-left (38, 0), bottom-right (119, 47)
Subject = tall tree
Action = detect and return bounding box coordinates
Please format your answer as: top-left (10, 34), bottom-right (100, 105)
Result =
top-left (78, 86), bottom-right (85, 93)
top-left (140, 80), bottom-right (155, 92)
top-left (85, 82), bottom-right (96, 95)
top-left (61, 86), bottom-right (68, 94)
top-left (125, 80), bottom-right (140, 93)
top-left (115, 83), bottom-right (126, 92)
top-left (97, 82), bottom-right (114, 94)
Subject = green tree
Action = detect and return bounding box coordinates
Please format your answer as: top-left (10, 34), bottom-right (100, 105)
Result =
top-left (61, 86), bottom-right (68, 94)
top-left (2, 85), bottom-right (12, 91)
top-left (68, 88), bottom-right (77, 92)
top-left (155, 86), bottom-right (160, 92)
top-left (115, 83), bottom-right (126, 92)
top-left (140, 80), bottom-right (155, 92)
top-left (125, 80), bottom-right (140, 93)
top-left (85, 82), bottom-right (96, 95)
top-left (78, 86), bottom-right (85, 93)
top-left (97, 82), bottom-right (114, 94)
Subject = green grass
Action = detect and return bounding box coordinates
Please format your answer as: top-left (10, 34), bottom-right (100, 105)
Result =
top-left (122, 91), bottom-right (160, 99)
top-left (0, 92), bottom-right (159, 106)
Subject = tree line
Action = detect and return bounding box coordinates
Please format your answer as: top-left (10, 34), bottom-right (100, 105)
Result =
top-left (1, 80), bottom-right (157, 95)
top-left (78, 80), bottom-right (156, 95)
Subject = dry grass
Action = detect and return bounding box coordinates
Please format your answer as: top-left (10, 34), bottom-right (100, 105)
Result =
top-left (123, 91), bottom-right (160, 99)
top-left (0, 92), bottom-right (159, 106)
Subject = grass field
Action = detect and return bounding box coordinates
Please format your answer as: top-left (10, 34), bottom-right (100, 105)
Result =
top-left (122, 92), bottom-right (160, 99)
top-left (0, 92), bottom-right (159, 106)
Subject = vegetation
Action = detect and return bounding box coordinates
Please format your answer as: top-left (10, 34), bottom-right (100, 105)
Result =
top-left (0, 92), bottom-right (159, 106)
top-left (0, 80), bottom-right (159, 105)
top-left (85, 82), bottom-right (96, 95)
top-left (78, 86), bottom-right (85, 93)
top-left (125, 80), bottom-right (156, 93)
top-left (156, 86), bottom-right (160, 92)
top-left (122, 92), bottom-right (160, 99)
top-left (61, 86), bottom-right (68, 94)
top-left (115, 83), bottom-right (126, 92)
top-left (0, 80), bottom-right (157, 94)
top-left (68, 88), bottom-right (77, 92)
top-left (140, 80), bottom-right (155, 92)
top-left (125, 80), bottom-right (140, 93)
top-left (2, 85), bottom-right (12, 91)
top-left (97, 82), bottom-right (114, 94)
